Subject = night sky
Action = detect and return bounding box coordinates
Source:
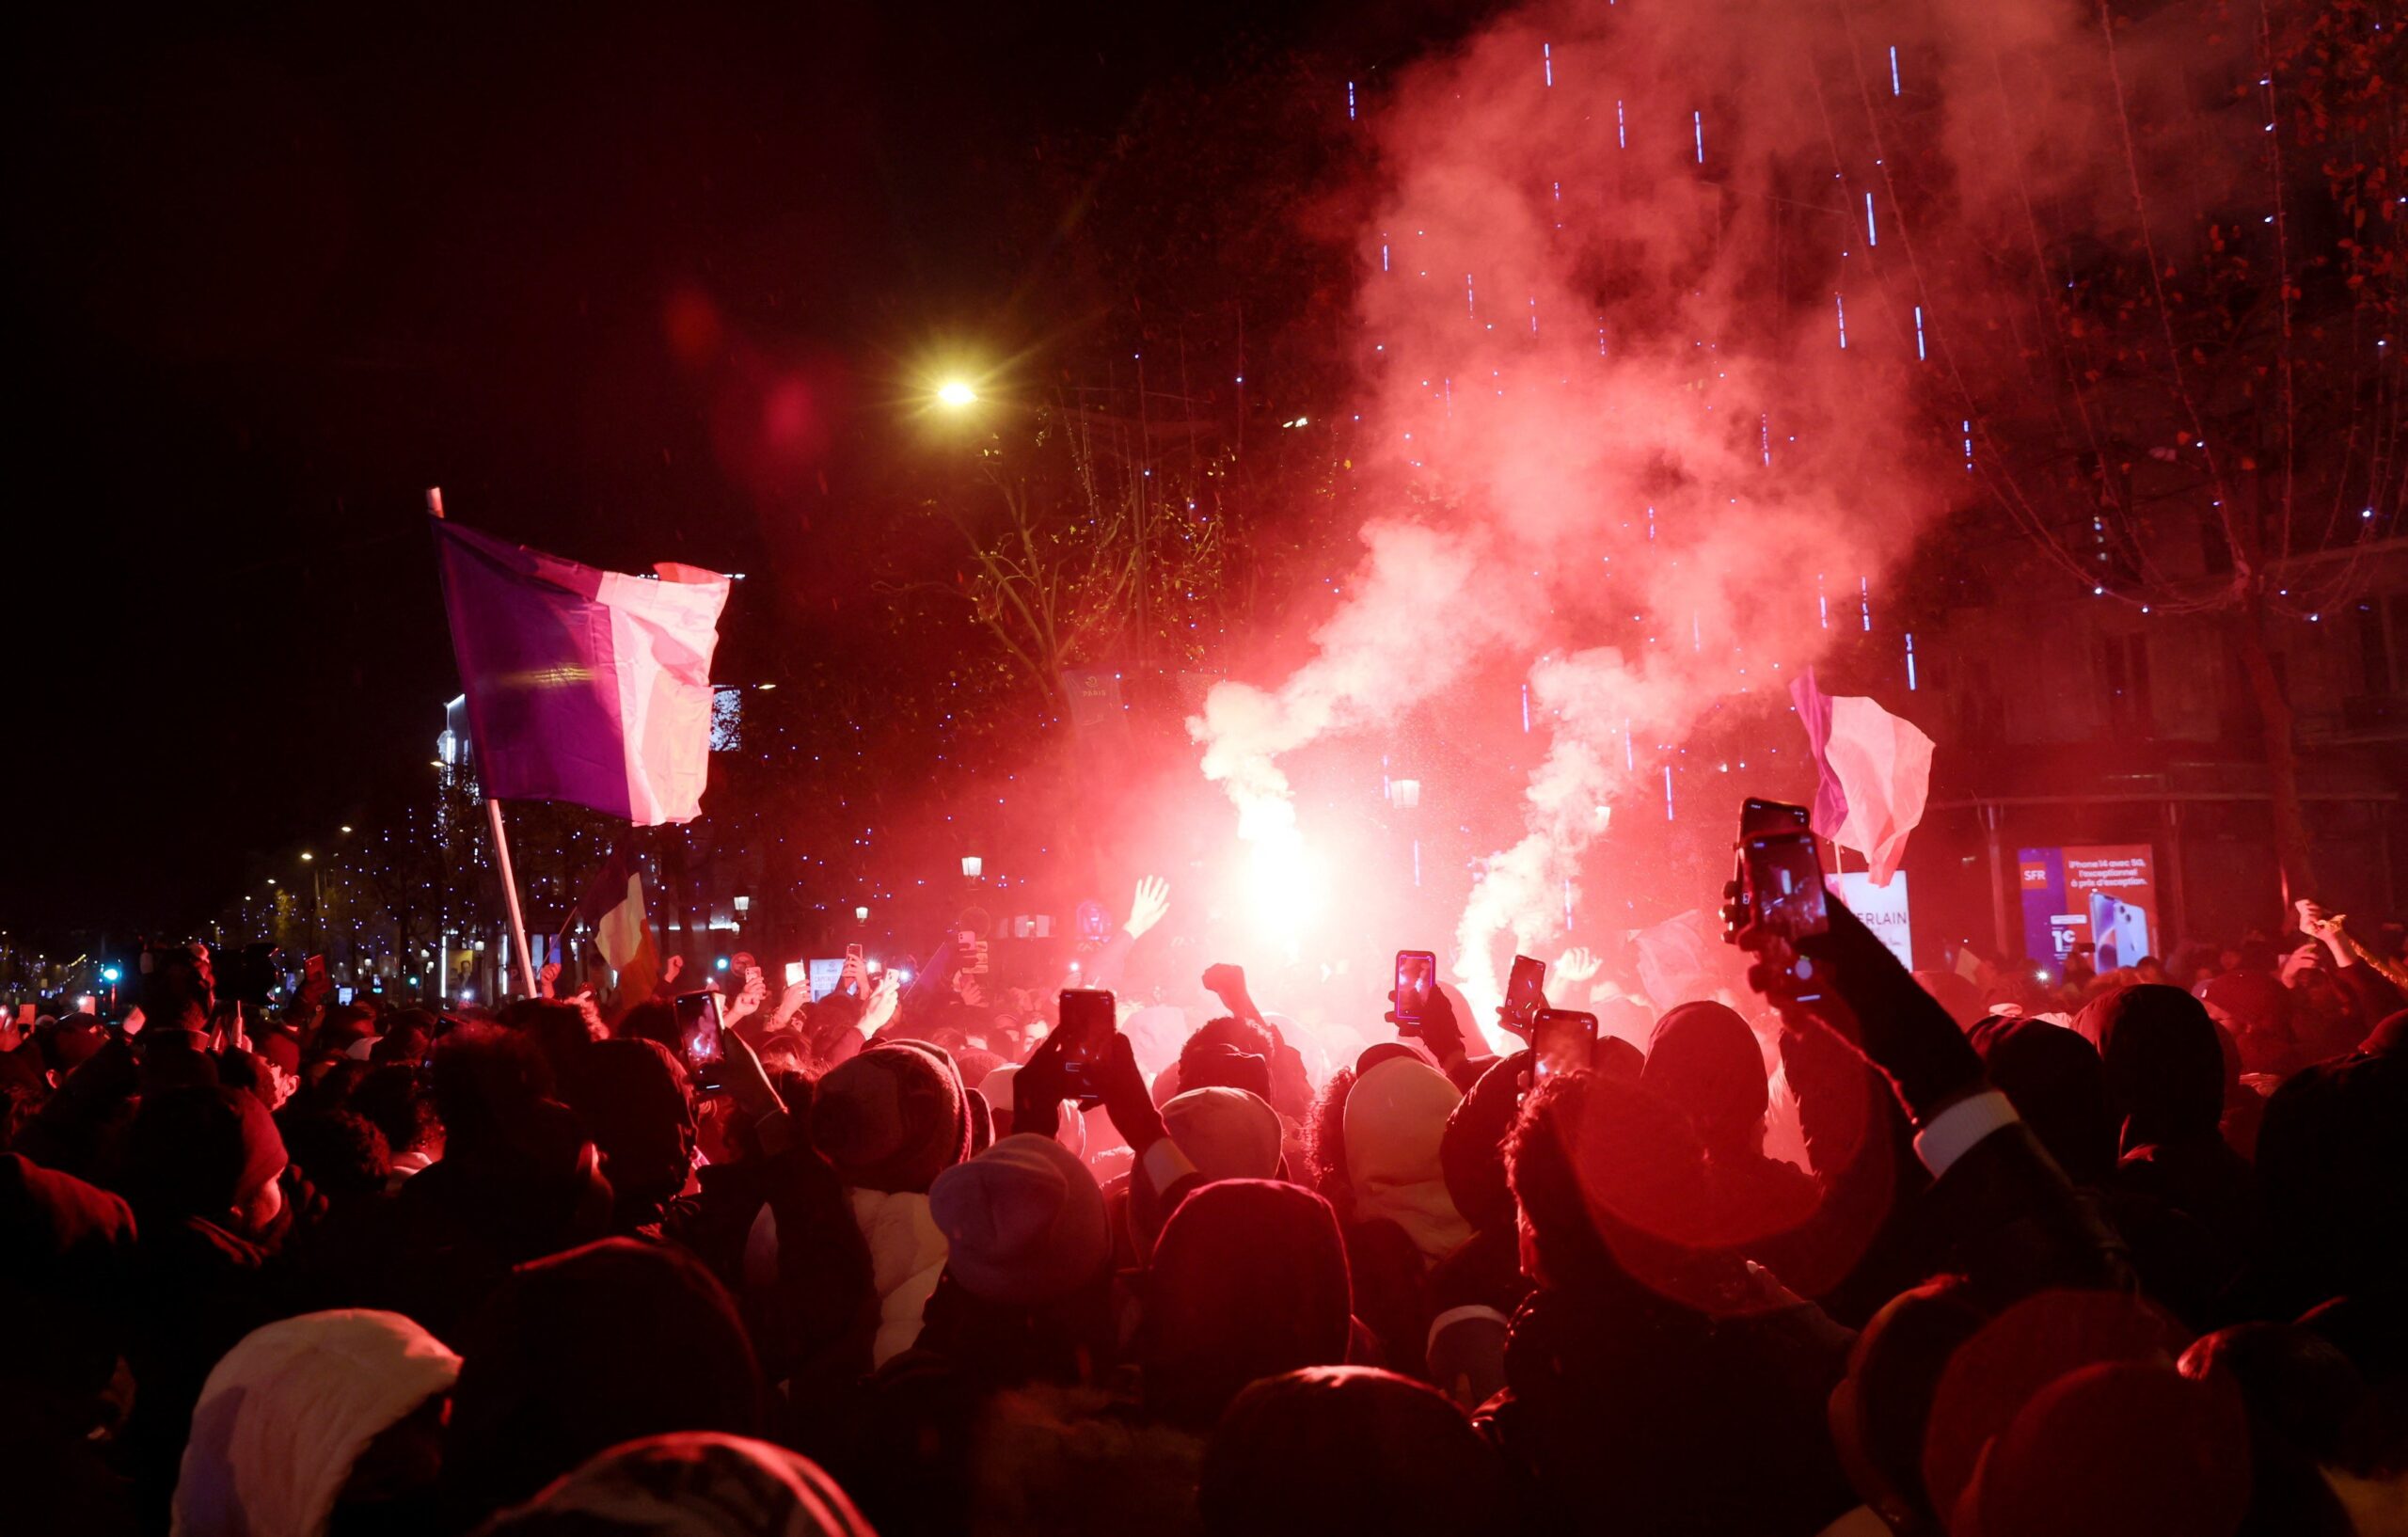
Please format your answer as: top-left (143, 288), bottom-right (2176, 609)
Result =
top-left (5, 0), bottom-right (1440, 935)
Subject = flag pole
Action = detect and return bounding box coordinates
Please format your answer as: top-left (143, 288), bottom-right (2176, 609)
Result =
top-left (430, 485), bottom-right (539, 1000)
top-left (484, 796), bottom-right (538, 999)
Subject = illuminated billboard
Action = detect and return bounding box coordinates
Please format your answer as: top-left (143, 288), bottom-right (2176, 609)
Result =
top-left (2019, 844), bottom-right (2158, 971)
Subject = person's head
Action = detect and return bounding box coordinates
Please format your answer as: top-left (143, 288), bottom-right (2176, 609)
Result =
top-left (1143, 1179), bottom-right (1353, 1429)
top-left (2177, 1323), bottom-right (2363, 1536)
top-left (350, 1064), bottom-right (443, 1161)
top-left (927, 1133), bottom-right (1110, 1307)
top-left (1828, 1276), bottom-right (1990, 1534)
top-left (278, 1109), bottom-right (393, 1204)
top-left (442, 1238), bottom-right (764, 1524)
top-left (611, 1000), bottom-right (677, 1054)
top-left (173, 1310), bottom-right (460, 1537)
top-left (1968, 1016), bottom-right (2115, 1188)
top-left (812, 1042), bottom-right (971, 1193)
top-left (1340, 1054), bottom-right (1471, 1260)
top-left (2079, 984), bottom-right (2228, 1149)
top-left (471, 1433), bottom-right (872, 1537)
top-left (499, 997), bottom-right (606, 1084)
top-left (1919, 1287), bottom-right (2192, 1530)
top-left (559, 1038), bottom-right (695, 1228)
top-left (1505, 1069), bottom-right (1714, 1303)
top-left (429, 1024), bottom-right (555, 1155)
top-left (125, 1083), bottom-right (287, 1237)
top-left (1200, 1367), bottom-right (1517, 1537)
top-left (1641, 1000), bottom-right (1769, 1161)
top-left (1955, 1360), bottom-right (2251, 1537)
top-left (371, 1017), bottom-right (433, 1068)
top-left (1131, 1086), bottom-right (1286, 1252)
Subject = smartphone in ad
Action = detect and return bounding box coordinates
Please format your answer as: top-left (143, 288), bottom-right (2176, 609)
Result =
top-left (1500, 954), bottom-right (1547, 1039)
top-left (673, 990), bottom-right (727, 1092)
top-left (1056, 987), bottom-right (1116, 1108)
top-left (1531, 1008), bottom-right (1598, 1081)
top-left (1393, 950), bottom-right (1438, 1036)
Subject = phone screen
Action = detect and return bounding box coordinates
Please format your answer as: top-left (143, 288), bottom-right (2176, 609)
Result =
top-left (806, 959), bottom-right (846, 1001)
top-left (673, 990), bottom-right (726, 1090)
top-left (1056, 988), bottom-right (1116, 1107)
top-left (1743, 832), bottom-right (1831, 945)
top-left (846, 943), bottom-right (864, 964)
top-left (1393, 950), bottom-right (1437, 1035)
top-left (1532, 1009), bottom-right (1598, 1080)
top-left (1501, 955), bottom-right (1548, 1038)
top-left (784, 960), bottom-right (807, 988)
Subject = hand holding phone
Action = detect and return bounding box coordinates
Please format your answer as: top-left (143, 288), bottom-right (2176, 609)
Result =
top-left (1498, 955), bottom-right (1548, 1040)
top-left (1723, 799), bottom-right (1830, 998)
top-left (673, 990), bottom-right (728, 1093)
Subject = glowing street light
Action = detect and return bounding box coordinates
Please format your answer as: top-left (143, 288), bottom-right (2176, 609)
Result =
top-left (300, 851), bottom-right (314, 862)
top-left (961, 855), bottom-right (984, 879)
top-left (854, 906), bottom-right (870, 924)
top-left (936, 380), bottom-right (977, 408)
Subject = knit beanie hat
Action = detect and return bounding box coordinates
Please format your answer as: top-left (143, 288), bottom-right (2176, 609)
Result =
top-left (174, 1310), bottom-right (460, 1537)
top-left (815, 1044), bottom-right (970, 1193)
top-left (927, 1133), bottom-right (1110, 1307)
top-left (1642, 1001), bottom-right (1769, 1157)
top-left (1164, 1086), bottom-right (1284, 1180)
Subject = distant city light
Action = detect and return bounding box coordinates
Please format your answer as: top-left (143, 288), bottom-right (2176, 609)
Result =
top-left (936, 381), bottom-right (976, 407)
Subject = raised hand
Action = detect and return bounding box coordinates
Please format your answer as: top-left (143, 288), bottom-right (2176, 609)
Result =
top-left (1556, 945), bottom-right (1603, 985)
top-left (538, 961), bottom-right (562, 999)
top-left (1126, 876), bottom-right (1171, 941)
top-left (860, 973), bottom-right (902, 1037)
top-left (661, 954), bottom-right (687, 987)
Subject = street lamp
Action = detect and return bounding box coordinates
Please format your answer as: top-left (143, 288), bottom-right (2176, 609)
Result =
top-left (935, 380), bottom-right (977, 408)
top-left (1390, 778), bottom-right (1422, 810)
top-left (854, 906), bottom-right (869, 924)
top-left (960, 855), bottom-right (983, 880)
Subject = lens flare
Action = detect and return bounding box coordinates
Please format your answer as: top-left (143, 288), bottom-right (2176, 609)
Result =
top-left (935, 380), bottom-right (977, 407)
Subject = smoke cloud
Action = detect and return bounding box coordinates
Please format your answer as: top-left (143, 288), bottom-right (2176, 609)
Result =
top-left (1191, 0), bottom-right (2228, 1011)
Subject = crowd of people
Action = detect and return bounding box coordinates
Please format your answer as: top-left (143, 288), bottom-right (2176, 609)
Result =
top-left (3, 876), bottom-right (2404, 1537)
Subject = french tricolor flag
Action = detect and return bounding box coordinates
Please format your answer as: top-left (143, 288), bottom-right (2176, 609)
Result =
top-left (434, 518), bottom-right (730, 825)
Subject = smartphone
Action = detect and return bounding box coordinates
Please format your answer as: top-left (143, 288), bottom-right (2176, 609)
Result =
top-left (673, 990), bottom-right (728, 1092)
top-left (1393, 950), bottom-right (1438, 1037)
top-left (865, 957), bottom-right (883, 976)
top-left (304, 954), bottom-right (327, 987)
top-left (337, 986), bottom-right (356, 1006)
top-left (1056, 987), bottom-right (1116, 1109)
top-left (846, 943), bottom-right (864, 965)
top-left (1733, 800), bottom-right (1830, 992)
top-left (783, 960), bottom-right (807, 988)
top-left (1500, 954), bottom-right (1547, 1039)
top-left (1531, 1009), bottom-right (1598, 1080)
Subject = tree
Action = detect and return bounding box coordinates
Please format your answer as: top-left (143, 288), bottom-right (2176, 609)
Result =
top-left (1946, 1), bottom-right (2402, 899)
